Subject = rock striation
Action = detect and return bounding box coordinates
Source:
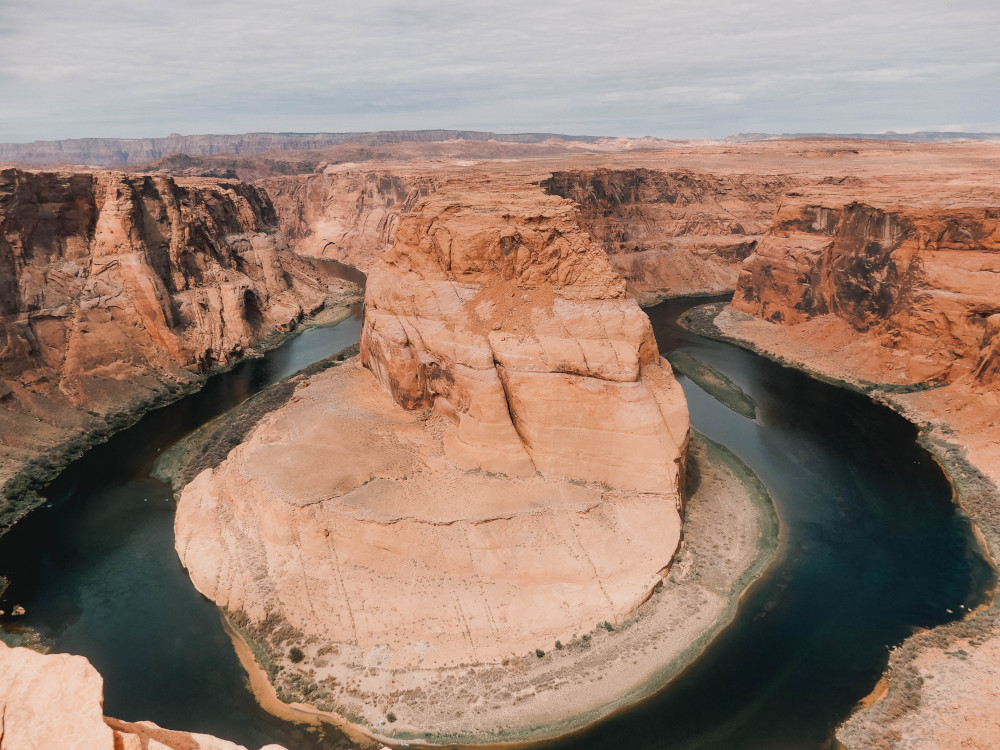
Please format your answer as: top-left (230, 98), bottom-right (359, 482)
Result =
top-left (360, 188), bottom-right (689, 489)
top-left (0, 168), bottom-right (354, 529)
top-left (0, 641), bottom-right (284, 750)
top-left (542, 168), bottom-right (795, 304)
top-left (734, 188), bottom-right (1000, 387)
top-left (174, 182), bottom-right (689, 725)
top-left (261, 167), bottom-right (438, 271)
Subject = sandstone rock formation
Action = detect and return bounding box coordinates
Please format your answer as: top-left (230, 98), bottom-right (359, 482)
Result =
top-left (543, 168), bottom-right (794, 304)
top-left (708, 148), bottom-right (1000, 749)
top-left (0, 168), bottom-right (356, 529)
top-left (360, 189), bottom-right (689, 489)
top-left (734, 187), bottom-right (1000, 387)
top-left (174, 184), bottom-right (689, 721)
top-left (0, 641), bottom-right (285, 750)
top-left (261, 167), bottom-right (438, 270)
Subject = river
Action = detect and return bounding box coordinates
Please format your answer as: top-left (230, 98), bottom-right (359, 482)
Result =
top-left (0, 294), bottom-right (993, 750)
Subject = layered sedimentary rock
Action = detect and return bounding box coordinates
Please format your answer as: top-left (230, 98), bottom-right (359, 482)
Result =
top-left (0, 168), bottom-right (354, 526)
top-left (175, 183), bottom-right (688, 711)
top-left (261, 168), bottom-right (438, 270)
top-left (717, 162), bottom-right (1000, 749)
top-left (542, 168), bottom-right (795, 303)
top-left (734, 188), bottom-right (1000, 387)
top-left (360, 189), bottom-right (689, 489)
top-left (0, 641), bottom-right (284, 750)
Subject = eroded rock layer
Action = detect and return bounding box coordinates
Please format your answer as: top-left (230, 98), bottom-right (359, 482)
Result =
top-left (734, 188), bottom-right (1000, 387)
top-left (0, 168), bottom-right (353, 526)
top-left (175, 182), bottom-right (689, 687)
top-left (261, 167), bottom-right (438, 271)
top-left (361, 188), bottom-right (689, 490)
top-left (0, 641), bottom-right (283, 750)
top-left (541, 168), bottom-right (795, 304)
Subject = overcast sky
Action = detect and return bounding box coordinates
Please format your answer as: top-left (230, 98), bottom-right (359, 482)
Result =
top-left (1, 0), bottom-right (998, 142)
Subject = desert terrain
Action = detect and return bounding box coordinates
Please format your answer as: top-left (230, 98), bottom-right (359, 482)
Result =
top-left (1, 134), bottom-right (999, 748)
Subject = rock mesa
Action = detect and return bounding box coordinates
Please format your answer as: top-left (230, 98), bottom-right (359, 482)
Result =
top-left (175, 183), bottom-right (688, 704)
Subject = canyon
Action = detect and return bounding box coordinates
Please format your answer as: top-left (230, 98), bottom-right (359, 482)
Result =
top-left (1, 136), bottom-right (1000, 748)
top-left (0, 168), bottom-right (360, 532)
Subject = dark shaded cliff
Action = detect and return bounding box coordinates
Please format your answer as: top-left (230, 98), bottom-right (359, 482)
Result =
top-left (734, 190), bottom-right (1000, 387)
top-left (542, 168), bottom-right (796, 304)
top-left (0, 168), bottom-right (353, 528)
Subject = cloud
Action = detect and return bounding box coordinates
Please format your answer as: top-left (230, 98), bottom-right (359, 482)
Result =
top-left (1, 0), bottom-right (998, 140)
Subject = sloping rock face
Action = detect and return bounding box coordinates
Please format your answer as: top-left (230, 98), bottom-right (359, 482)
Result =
top-left (0, 641), bottom-right (283, 750)
top-left (0, 168), bottom-right (348, 527)
top-left (175, 184), bottom-right (688, 704)
top-left (261, 168), bottom-right (437, 271)
top-left (542, 168), bottom-right (795, 304)
top-left (734, 190), bottom-right (1000, 387)
top-left (361, 188), bottom-right (689, 490)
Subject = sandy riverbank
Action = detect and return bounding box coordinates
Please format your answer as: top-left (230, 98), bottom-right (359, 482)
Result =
top-left (682, 302), bottom-right (1000, 750)
top-left (216, 433), bottom-right (778, 747)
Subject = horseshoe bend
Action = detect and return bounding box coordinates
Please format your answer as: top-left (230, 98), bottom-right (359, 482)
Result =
top-left (171, 179), bottom-right (771, 741)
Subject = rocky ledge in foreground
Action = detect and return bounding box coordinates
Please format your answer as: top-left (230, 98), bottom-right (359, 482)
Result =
top-left (174, 179), bottom-right (693, 738)
top-left (0, 641), bottom-right (285, 750)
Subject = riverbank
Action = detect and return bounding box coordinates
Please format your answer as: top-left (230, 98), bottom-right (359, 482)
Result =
top-left (193, 427), bottom-right (778, 747)
top-left (0, 287), bottom-right (361, 539)
top-left (681, 302), bottom-right (1000, 749)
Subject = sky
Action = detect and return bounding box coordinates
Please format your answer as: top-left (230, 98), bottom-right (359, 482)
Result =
top-left (1, 0), bottom-right (998, 142)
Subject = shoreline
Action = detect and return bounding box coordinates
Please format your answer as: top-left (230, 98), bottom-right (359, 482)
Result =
top-left (0, 296), bottom-right (359, 540)
top-left (219, 432), bottom-right (780, 748)
top-left (679, 301), bottom-right (1000, 748)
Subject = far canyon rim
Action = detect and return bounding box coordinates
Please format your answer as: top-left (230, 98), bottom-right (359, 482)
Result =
top-left (0, 132), bottom-right (999, 749)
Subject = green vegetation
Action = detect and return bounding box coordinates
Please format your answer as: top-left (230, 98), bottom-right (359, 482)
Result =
top-left (289, 646), bottom-right (304, 663)
top-left (666, 350), bottom-right (757, 419)
top-left (535, 649), bottom-right (545, 658)
top-left (386, 711), bottom-right (397, 723)
top-left (153, 343), bottom-right (360, 490)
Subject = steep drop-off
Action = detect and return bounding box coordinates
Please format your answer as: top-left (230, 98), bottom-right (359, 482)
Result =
top-left (0, 641), bottom-right (285, 750)
top-left (0, 168), bottom-right (355, 529)
top-left (174, 179), bottom-right (690, 736)
top-left (712, 173), bottom-right (1000, 749)
top-left (734, 189), bottom-right (1000, 387)
top-left (261, 167), bottom-right (438, 271)
top-left (542, 168), bottom-right (795, 304)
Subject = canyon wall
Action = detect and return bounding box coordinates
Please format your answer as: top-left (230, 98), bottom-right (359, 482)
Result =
top-left (542, 168), bottom-right (796, 304)
top-left (733, 188), bottom-right (1000, 387)
top-left (260, 168), bottom-right (438, 270)
top-left (0, 168), bottom-right (353, 528)
top-left (360, 187), bottom-right (689, 489)
top-left (0, 641), bottom-right (283, 750)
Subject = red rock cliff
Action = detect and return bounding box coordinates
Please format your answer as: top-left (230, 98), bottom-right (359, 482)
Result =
top-left (734, 188), bottom-right (1000, 387)
top-left (542, 168), bottom-right (796, 304)
top-left (0, 168), bottom-right (351, 526)
top-left (361, 182), bottom-right (689, 492)
top-left (260, 167), bottom-right (437, 271)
